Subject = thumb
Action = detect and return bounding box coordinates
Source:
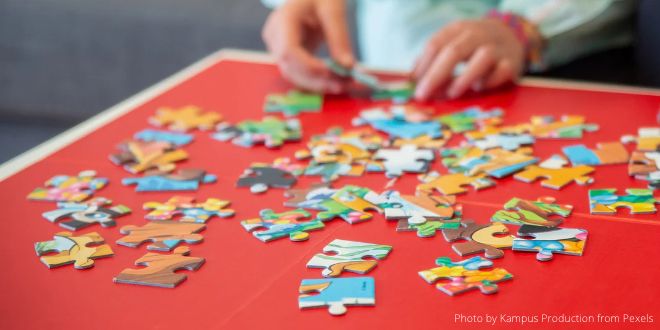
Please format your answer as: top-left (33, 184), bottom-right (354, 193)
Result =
top-left (316, 0), bottom-right (354, 67)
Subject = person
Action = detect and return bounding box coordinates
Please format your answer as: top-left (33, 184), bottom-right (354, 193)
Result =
top-left (261, 0), bottom-right (636, 101)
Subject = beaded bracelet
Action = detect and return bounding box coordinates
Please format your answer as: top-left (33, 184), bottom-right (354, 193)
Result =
top-left (485, 9), bottom-right (545, 71)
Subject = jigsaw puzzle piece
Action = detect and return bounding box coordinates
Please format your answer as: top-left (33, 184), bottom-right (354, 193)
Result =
top-left (284, 183), bottom-right (336, 210)
top-left (122, 169), bottom-right (216, 192)
top-left (116, 221), bottom-right (205, 251)
top-left (27, 170), bottom-right (108, 202)
top-left (113, 246), bottom-right (204, 288)
top-left (562, 142), bottom-right (629, 166)
top-left (371, 81), bottom-right (415, 103)
top-left (234, 117), bottom-right (302, 148)
top-left (442, 220), bottom-right (513, 259)
top-left (513, 225), bottom-right (588, 261)
top-left (491, 197), bottom-right (572, 227)
top-left (621, 127), bottom-right (660, 151)
top-left (589, 188), bottom-right (659, 214)
top-left (149, 105), bottom-right (222, 131)
top-left (370, 145), bottom-right (435, 178)
top-left (143, 196), bottom-right (234, 223)
top-left (304, 161), bottom-right (365, 182)
top-left (317, 185), bottom-right (383, 224)
top-left (442, 146), bottom-right (538, 178)
top-left (42, 197), bottom-right (131, 231)
top-left (134, 129), bottom-right (193, 146)
top-left (298, 277), bottom-right (376, 316)
top-left (527, 115), bottom-right (598, 138)
top-left (514, 155), bottom-right (594, 190)
top-left (381, 191), bottom-right (457, 225)
top-left (237, 165), bottom-right (297, 193)
top-left (109, 140), bottom-right (188, 174)
top-left (417, 172), bottom-right (495, 195)
top-left (418, 256), bottom-right (512, 296)
top-left (390, 132), bottom-right (451, 149)
top-left (470, 133), bottom-right (535, 151)
top-left (241, 209), bottom-right (324, 242)
top-left (396, 217), bottom-right (462, 237)
top-left (35, 231), bottom-right (113, 269)
top-left (436, 106), bottom-right (504, 133)
top-left (264, 90), bottom-right (322, 117)
top-left (307, 239), bottom-right (392, 277)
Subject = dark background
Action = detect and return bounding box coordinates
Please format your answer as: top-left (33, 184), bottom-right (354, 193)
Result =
top-left (1, 0), bottom-right (658, 163)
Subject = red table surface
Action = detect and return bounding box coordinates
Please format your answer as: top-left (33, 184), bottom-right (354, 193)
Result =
top-left (1, 60), bottom-right (659, 330)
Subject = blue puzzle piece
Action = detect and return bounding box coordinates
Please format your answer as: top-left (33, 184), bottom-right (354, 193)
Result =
top-left (562, 145), bottom-right (600, 165)
top-left (298, 277), bottom-right (375, 315)
top-left (371, 119), bottom-right (442, 139)
top-left (134, 129), bottom-right (193, 146)
top-left (122, 174), bottom-right (216, 192)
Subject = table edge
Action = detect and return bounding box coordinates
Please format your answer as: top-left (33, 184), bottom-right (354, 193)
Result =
top-left (1, 48), bottom-right (658, 182)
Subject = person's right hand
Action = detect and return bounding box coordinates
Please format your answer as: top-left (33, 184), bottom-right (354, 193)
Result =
top-left (262, 0), bottom-right (355, 94)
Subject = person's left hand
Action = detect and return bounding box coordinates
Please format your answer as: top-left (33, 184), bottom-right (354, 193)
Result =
top-left (412, 18), bottom-right (533, 101)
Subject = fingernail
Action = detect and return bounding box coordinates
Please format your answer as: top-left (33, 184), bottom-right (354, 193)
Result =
top-left (414, 86), bottom-right (427, 101)
top-left (340, 54), bottom-right (354, 67)
top-left (472, 81), bottom-right (483, 92)
top-left (447, 85), bottom-right (460, 99)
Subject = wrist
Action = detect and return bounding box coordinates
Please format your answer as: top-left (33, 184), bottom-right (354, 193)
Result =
top-left (485, 10), bottom-right (545, 72)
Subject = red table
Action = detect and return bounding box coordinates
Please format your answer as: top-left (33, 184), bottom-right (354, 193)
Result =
top-left (1, 50), bottom-right (659, 329)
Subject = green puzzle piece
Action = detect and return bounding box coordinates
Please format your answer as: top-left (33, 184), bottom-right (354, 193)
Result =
top-left (264, 91), bottom-right (322, 117)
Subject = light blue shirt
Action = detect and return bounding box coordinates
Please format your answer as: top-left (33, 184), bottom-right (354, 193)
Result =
top-left (264, 0), bottom-right (636, 71)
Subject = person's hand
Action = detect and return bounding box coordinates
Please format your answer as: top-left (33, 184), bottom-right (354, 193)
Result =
top-left (413, 18), bottom-right (536, 101)
top-left (262, 0), bottom-right (354, 94)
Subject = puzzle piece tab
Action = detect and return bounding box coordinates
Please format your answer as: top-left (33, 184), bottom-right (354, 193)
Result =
top-left (241, 209), bottom-right (324, 242)
top-left (589, 188), bottom-right (659, 214)
top-left (149, 105), bottom-right (222, 131)
top-left (35, 232), bottom-right (113, 269)
top-left (442, 220), bottom-right (513, 259)
top-left (264, 90), bottom-right (322, 117)
top-left (116, 221), bottom-right (205, 251)
top-left (28, 170), bottom-right (108, 202)
top-left (299, 277), bottom-right (375, 316)
top-left (42, 197), bottom-right (131, 230)
top-left (513, 225), bottom-right (588, 261)
top-left (491, 197), bottom-right (572, 227)
top-left (562, 142), bottom-right (629, 166)
top-left (143, 196), bottom-right (234, 223)
top-left (316, 185), bottom-right (383, 224)
top-left (418, 256), bottom-right (512, 296)
top-left (307, 239), bottom-right (392, 277)
top-left (122, 168), bottom-right (216, 192)
top-left (113, 246), bottom-right (204, 288)
top-left (417, 172), bottom-right (495, 195)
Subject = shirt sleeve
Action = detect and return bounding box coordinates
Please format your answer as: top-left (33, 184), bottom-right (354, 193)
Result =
top-left (499, 0), bottom-right (637, 71)
top-left (261, 0), bottom-right (285, 9)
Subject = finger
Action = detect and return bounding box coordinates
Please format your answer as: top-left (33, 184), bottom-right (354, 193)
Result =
top-left (412, 27), bottom-right (458, 79)
top-left (281, 48), bottom-right (348, 93)
top-left (414, 35), bottom-right (478, 101)
top-left (446, 46), bottom-right (497, 99)
top-left (316, 0), bottom-right (354, 67)
top-left (484, 59), bottom-right (516, 89)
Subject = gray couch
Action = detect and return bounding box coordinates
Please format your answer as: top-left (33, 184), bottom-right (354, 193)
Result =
top-left (1, 0), bottom-right (658, 163)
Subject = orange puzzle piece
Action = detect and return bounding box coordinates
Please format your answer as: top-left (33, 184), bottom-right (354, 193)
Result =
top-left (149, 105), bottom-right (222, 131)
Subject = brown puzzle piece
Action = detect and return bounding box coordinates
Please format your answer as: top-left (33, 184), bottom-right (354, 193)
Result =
top-left (442, 220), bottom-right (513, 259)
top-left (116, 221), bottom-right (205, 251)
top-left (113, 246), bottom-right (205, 288)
